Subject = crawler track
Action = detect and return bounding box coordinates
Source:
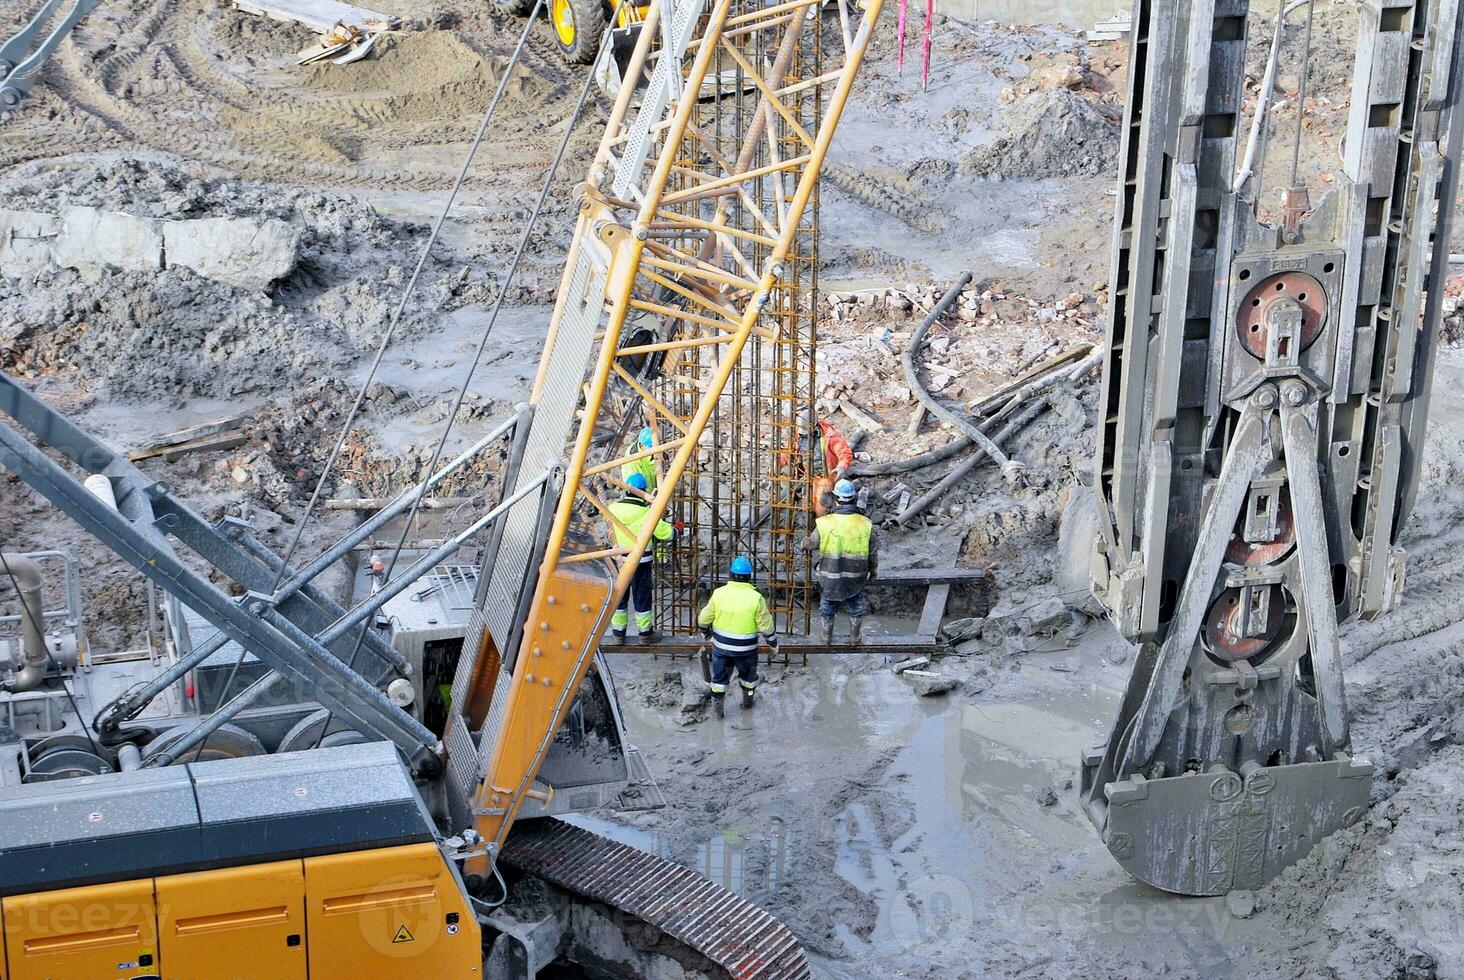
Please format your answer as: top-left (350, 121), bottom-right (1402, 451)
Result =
top-left (503, 819), bottom-right (812, 980)
top-left (0, 0), bottom-right (589, 193)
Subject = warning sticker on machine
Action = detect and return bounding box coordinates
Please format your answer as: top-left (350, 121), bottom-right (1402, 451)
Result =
top-left (392, 925), bottom-right (415, 944)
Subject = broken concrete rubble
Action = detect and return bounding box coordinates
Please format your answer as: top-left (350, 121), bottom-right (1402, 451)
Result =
top-left (1, 205), bottom-right (301, 290)
top-left (902, 670), bottom-right (958, 697)
top-left (985, 595), bottom-right (1071, 637)
top-left (890, 656), bottom-right (930, 674)
top-left (52, 207), bottom-right (163, 274)
top-left (941, 616), bottom-right (984, 643)
top-left (0, 210), bottom-right (56, 277)
top-left (162, 215), bottom-right (301, 290)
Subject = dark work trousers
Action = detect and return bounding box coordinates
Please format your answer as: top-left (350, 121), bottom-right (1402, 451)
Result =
top-left (709, 651), bottom-right (759, 693)
top-left (614, 562), bottom-right (655, 631)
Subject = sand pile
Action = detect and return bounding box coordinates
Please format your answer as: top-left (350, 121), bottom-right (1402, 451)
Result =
top-left (295, 32), bottom-right (551, 126)
top-left (964, 87), bottom-right (1119, 180)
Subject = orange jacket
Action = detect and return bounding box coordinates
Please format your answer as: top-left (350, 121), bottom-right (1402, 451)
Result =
top-left (816, 419), bottom-right (854, 476)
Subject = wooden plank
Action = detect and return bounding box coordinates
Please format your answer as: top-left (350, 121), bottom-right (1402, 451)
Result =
top-left (141, 414), bottom-right (248, 449)
top-left (617, 633), bottom-right (946, 656)
top-left (874, 567), bottom-right (984, 586)
top-left (667, 565), bottom-right (983, 595)
top-left (234, 0), bottom-right (390, 33)
top-left (127, 432), bottom-right (246, 462)
top-left (915, 582), bottom-right (951, 637)
top-left (837, 397), bottom-right (886, 433)
top-left (323, 496), bottom-right (473, 511)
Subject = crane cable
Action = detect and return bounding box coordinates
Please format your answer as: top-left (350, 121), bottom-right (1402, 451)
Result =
top-left (352, 0), bottom-right (631, 664)
top-left (266, 0), bottom-right (550, 597)
top-left (1288, 0), bottom-right (1318, 190)
top-left (323, 1), bottom-right (633, 742)
top-left (190, 5), bottom-right (550, 764)
top-left (1235, 0), bottom-right (1341, 198)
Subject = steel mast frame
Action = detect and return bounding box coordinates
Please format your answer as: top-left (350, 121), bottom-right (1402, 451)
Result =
top-left (459, 0), bottom-right (885, 860)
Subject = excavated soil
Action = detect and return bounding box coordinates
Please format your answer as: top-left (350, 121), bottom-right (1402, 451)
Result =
top-left (4, 1), bottom-right (1464, 978)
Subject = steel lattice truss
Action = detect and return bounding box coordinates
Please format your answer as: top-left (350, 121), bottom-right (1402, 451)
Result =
top-left (459, 0), bottom-right (883, 856)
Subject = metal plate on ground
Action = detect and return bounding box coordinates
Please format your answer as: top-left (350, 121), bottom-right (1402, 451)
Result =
top-left (616, 746), bottom-right (665, 812)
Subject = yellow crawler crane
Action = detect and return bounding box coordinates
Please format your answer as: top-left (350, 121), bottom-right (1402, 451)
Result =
top-left (493, 0), bottom-right (650, 65)
top-left (0, 0), bottom-right (882, 975)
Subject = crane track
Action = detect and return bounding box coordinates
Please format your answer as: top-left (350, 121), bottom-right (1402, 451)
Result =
top-left (1, 0), bottom-right (584, 193)
top-left (502, 819), bottom-right (812, 980)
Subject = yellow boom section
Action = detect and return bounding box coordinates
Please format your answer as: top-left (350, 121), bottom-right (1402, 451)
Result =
top-left (469, 0), bottom-right (884, 857)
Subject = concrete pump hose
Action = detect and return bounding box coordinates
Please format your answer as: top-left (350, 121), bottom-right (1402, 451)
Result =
top-left (847, 434), bottom-right (972, 477)
top-left (0, 552), bottom-right (49, 692)
top-left (901, 272), bottom-right (1026, 484)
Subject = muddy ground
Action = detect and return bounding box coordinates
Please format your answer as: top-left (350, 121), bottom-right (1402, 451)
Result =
top-left (3, 1), bottom-right (1464, 977)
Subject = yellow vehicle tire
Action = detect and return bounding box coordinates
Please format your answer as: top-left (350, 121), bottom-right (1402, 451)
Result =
top-left (551, 0), bottom-right (606, 64)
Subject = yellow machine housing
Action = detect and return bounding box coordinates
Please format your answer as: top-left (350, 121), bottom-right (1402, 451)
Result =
top-left (0, 743), bottom-right (481, 978)
top-left (1, 844), bottom-right (479, 980)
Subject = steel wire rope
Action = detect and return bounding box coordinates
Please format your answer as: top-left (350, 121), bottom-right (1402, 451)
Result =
top-left (266, 0), bottom-right (550, 597)
top-left (355, 0), bottom-right (632, 663)
top-left (318, 1), bottom-right (633, 747)
top-left (1288, 0), bottom-right (1318, 189)
top-left (192, 4), bottom-right (551, 765)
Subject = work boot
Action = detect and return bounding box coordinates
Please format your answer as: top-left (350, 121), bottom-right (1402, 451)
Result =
top-left (636, 629), bottom-right (662, 645)
top-left (713, 693), bottom-right (725, 718)
top-left (820, 616), bottom-right (835, 645)
top-left (608, 629), bottom-right (626, 646)
top-left (849, 617), bottom-right (864, 647)
top-left (741, 687), bottom-right (756, 710)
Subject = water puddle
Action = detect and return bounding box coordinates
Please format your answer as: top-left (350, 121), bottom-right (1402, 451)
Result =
top-left (836, 687), bottom-right (1254, 972)
top-left (603, 632), bottom-right (1270, 975)
top-left (358, 305), bottom-right (543, 451)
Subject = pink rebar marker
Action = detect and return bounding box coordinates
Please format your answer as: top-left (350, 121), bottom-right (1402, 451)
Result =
top-left (920, 0), bottom-right (934, 90)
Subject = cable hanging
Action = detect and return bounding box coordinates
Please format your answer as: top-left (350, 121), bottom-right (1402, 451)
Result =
top-left (267, 0), bottom-right (551, 597)
top-left (190, 4), bottom-right (551, 760)
top-left (318, 2), bottom-right (633, 743)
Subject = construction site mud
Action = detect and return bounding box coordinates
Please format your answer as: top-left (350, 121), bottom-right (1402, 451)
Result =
top-left (4, 0), bottom-right (1464, 977)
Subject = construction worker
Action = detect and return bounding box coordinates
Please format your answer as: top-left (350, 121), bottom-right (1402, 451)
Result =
top-left (608, 470), bottom-right (674, 644)
top-left (803, 418), bottom-right (855, 516)
top-left (697, 556), bottom-right (778, 717)
top-left (803, 478), bottom-right (877, 645)
top-left (621, 426), bottom-right (658, 493)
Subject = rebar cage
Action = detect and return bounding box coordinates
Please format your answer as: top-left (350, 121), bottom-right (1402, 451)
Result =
top-left (646, 2), bottom-right (824, 638)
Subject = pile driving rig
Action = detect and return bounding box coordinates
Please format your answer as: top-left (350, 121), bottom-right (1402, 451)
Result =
top-left (1082, 0), bottom-right (1464, 895)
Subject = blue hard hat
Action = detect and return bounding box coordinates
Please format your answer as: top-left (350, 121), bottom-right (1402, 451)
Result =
top-left (639, 426), bottom-right (655, 449)
top-left (730, 556), bottom-right (753, 577)
top-left (626, 472), bottom-right (649, 491)
top-left (834, 478), bottom-right (858, 499)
